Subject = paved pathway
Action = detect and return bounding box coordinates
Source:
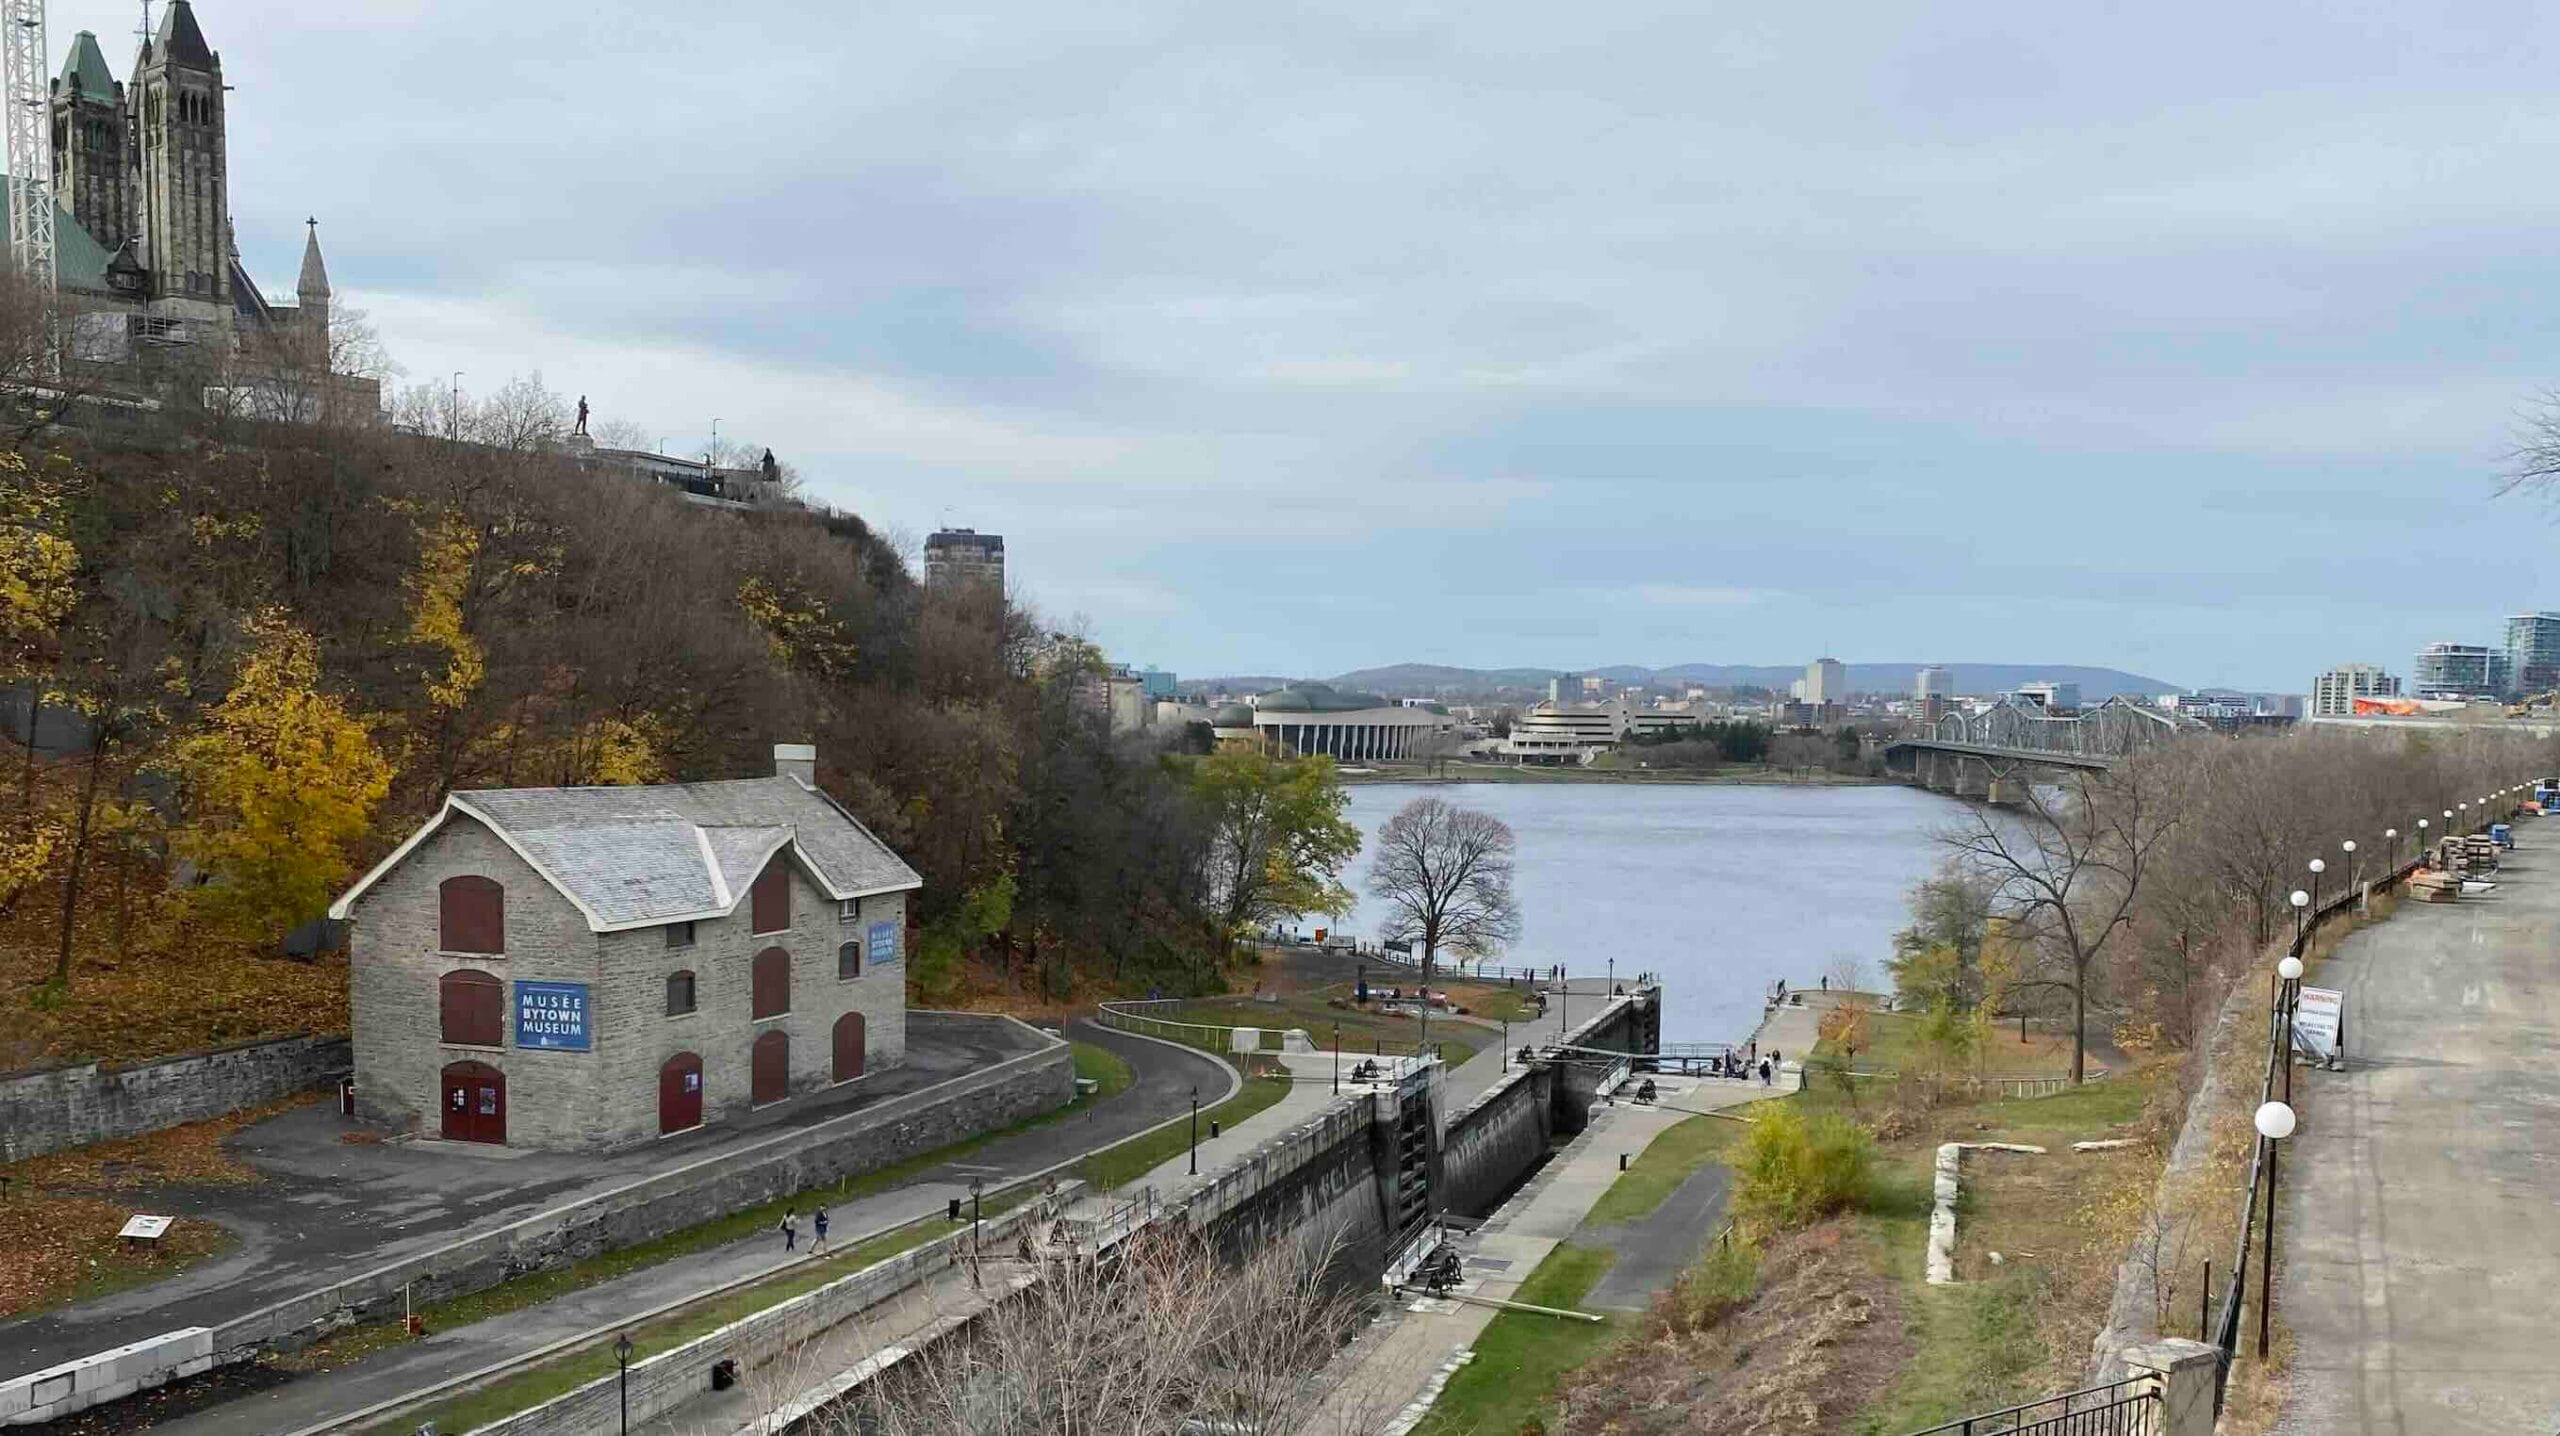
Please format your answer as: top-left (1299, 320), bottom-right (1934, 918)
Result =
top-left (120, 1021), bottom-right (1225, 1436)
top-left (1302, 1073), bottom-right (1766, 1434)
top-left (2274, 849), bottom-right (2560, 1436)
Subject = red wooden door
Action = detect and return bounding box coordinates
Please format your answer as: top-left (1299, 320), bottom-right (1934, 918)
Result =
top-left (659, 1052), bottom-right (703, 1134)
top-left (832, 1012), bottom-right (865, 1082)
top-left (441, 1061), bottom-right (505, 1144)
top-left (752, 1031), bottom-right (789, 1106)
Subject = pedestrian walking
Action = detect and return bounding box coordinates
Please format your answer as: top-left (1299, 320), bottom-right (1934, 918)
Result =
top-left (1758, 1057), bottom-right (1773, 1087)
top-left (1820, 974), bottom-right (1829, 991)
top-left (812, 1206), bottom-right (830, 1255)
top-left (780, 1208), bottom-right (799, 1253)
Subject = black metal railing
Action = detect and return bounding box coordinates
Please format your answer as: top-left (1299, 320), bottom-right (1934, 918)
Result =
top-left (1897, 1375), bottom-right (2161, 1435)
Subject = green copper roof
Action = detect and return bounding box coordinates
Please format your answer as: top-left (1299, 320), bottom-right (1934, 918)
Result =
top-left (0, 179), bottom-right (114, 291)
top-left (58, 31), bottom-right (116, 102)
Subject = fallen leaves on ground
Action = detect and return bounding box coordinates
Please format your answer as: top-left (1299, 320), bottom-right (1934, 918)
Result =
top-left (1551, 1222), bottom-right (1908, 1435)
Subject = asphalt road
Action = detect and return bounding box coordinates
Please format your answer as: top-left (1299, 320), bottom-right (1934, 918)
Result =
top-left (2274, 852), bottom-right (2560, 1436)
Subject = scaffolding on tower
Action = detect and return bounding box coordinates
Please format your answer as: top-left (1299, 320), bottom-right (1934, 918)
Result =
top-left (3, 0), bottom-right (53, 290)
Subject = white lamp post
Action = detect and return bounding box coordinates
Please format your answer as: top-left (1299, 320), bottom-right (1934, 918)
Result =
top-left (2255, 1096), bottom-right (2296, 1359)
top-left (2385, 828), bottom-right (2398, 869)
top-left (2307, 856), bottom-right (2326, 912)
top-left (2289, 887), bottom-right (2310, 946)
top-left (2342, 838), bottom-right (2358, 895)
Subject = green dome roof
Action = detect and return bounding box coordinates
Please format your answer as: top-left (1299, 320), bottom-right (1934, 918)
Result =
top-left (1255, 682), bottom-right (1388, 713)
top-left (1210, 704), bottom-right (1255, 727)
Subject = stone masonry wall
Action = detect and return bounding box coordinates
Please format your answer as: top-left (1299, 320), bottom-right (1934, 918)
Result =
top-left (350, 811), bottom-right (914, 1151)
top-left (1438, 1062), bottom-right (1553, 1218)
top-left (351, 816), bottom-right (599, 1145)
top-left (210, 1014), bottom-right (1069, 1356)
top-left (1174, 1096), bottom-right (1394, 1284)
top-left (0, 1035), bottom-right (351, 1164)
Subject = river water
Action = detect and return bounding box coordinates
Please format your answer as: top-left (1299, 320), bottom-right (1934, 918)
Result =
top-left (1327, 782), bottom-right (1966, 1045)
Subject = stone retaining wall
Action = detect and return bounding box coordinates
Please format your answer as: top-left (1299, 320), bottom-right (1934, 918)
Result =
top-left (472, 1195), bottom-right (1063, 1436)
top-left (0, 1035), bottom-right (351, 1164)
top-left (207, 1017), bottom-right (1070, 1357)
top-left (1438, 1063), bottom-right (1552, 1218)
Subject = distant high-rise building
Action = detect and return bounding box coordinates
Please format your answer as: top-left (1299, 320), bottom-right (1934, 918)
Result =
top-left (1913, 665), bottom-right (1952, 700)
top-left (2014, 680), bottom-right (2081, 711)
top-left (1136, 668), bottom-right (1177, 699)
top-left (1548, 673), bottom-right (1580, 704)
top-left (2413, 642), bottom-right (2499, 700)
top-left (923, 528), bottom-right (1005, 590)
top-left (2310, 663), bottom-right (2399, 718)
top-left (2505, 613), bottom-right (2560, 697)
top-left (1803, 657), bottom-right (1846, 705)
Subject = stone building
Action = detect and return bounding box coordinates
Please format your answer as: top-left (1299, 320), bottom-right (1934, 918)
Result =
top-left (329, 746), bottom-right (920, 1151)
top-left (36, 3), bottom-right (373, 414)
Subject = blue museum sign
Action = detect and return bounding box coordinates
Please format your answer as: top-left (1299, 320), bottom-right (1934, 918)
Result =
top-left (515, 980), bottom-right (591, 1051)
top-left (867, 921), bottom-right (901, 966)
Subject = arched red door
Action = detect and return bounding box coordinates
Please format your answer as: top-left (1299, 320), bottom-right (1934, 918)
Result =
top-left (441, 1061), bottom-right (505, 1144)
top-left (659, 1052), bottom-right (704, 1134)
top-left (832, 1012), bottom-right (865, 1082)
top-left (752, 1030), bottom-right (790, 1106)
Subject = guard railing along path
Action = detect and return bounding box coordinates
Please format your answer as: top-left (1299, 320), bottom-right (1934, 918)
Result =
top-left (1094, 998), bottom-right (1295, 1052)
top-left (1899, 1373), bottom-right (2162, 1435)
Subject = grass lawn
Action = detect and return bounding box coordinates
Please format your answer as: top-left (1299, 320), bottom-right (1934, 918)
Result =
top-left (1839, 1070), bottom-right (2162, 1433)
top-left (1583, 1115), bottom-right (1736, 1227)
top-left (1075, 1070), bottom-right (1293, 1190)
top-left (1073, 1040), bottom-right (1135, 1101)
top-left (1816, 1006), bottom-right (2088, 1078)
top-left (349, 1197), bottom-right (1026, 1436)
top-left (1413, 1244), bottom-right (1622, 1436)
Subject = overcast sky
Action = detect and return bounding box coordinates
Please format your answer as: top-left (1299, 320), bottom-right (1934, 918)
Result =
top-left (72, 1), bottom-right (2560, 689)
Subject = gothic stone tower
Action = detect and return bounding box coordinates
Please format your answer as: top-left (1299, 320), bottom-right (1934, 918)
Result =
top-left (49, 32), bottom-right (132, 251)
top-left (129, 1), bottom-right (228, 309)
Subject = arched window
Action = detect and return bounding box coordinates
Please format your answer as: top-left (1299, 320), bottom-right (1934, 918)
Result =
top-left (665, 970), bottom-right (696, 1016)
top-left (751, 858), bottom-right (791, 934)
top-left (659, 1052), bottom-right (703, 1134)
top-left (837, 941), bottom-right (860, 981)
top-left (439, 876), bottom-right (504, 954)
top-left (751, 947), bottom-right (791, 1019)
top-left (832, 1012), bottom-right (866, 1082)
top-left (439, 969), bottom-right (503, 1046)
top-left (752, 1030), bottom-right (790, 1106)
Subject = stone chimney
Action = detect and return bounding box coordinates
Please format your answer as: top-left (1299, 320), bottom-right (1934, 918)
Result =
top-left (773, 743), bottom-right (817, 786)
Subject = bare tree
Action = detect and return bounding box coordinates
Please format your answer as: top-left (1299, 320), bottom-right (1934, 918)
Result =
top-left (1366, 796), bottom-right (1523, 981)
top-left (839, 1226), bottom-right (1366, 1436)
top-left (1939, 765), bottom-right (2179, 1083)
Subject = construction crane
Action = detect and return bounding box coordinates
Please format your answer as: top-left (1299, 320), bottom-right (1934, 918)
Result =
top-left (2, 0), bottom-right (53, 290)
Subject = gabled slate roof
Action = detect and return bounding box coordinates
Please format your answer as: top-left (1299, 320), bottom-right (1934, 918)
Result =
top-left (330, 774), bottom-right (920, 932)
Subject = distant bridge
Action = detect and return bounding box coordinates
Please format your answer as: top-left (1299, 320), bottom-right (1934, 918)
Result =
top-left (1882, 696), bottom-right (2202, 798)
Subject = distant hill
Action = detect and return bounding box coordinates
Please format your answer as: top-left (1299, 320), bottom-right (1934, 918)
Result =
top-left (1186, 661), bottom-right (2184, 701)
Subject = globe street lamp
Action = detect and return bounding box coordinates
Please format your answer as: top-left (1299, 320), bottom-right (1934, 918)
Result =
top-left (2255, 1098), bottom-right (2297, 1359)
top-left (2384, 828), bottom-right (2398, 870)
top-left (2342, 839), bottom-right (2358, 897)
top-left (615, 1332), bottom-right (634, 1435)
top-left (2307, 857), bottom-right (2325, 912)
top-left (2289, 887), bottom-right (2310, 947)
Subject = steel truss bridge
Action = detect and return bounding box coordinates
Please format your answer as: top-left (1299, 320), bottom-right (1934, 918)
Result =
top-left (1883, 696), bottom-right (2202, 796)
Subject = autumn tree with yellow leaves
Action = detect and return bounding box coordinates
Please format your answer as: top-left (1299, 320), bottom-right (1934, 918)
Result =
top-left (171, 613), bottom-right (392, 945)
